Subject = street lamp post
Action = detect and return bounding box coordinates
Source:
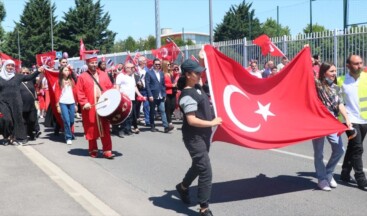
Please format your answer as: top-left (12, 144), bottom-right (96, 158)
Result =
top-left (310, 0), bottom-right (316, 33)
top-left (17, 29), bottom-right (20, 61)
top-left (50, 0), bottom-right (54, 51)
top-left (209, 0), bottom-right (213, 45)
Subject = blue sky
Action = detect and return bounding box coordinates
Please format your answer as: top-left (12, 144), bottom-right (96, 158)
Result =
top-left (2, 0), bottom-right (366, 41)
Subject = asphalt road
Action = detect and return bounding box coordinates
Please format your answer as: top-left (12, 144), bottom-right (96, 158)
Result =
top-left (1, 117), bottom-right (367, 216)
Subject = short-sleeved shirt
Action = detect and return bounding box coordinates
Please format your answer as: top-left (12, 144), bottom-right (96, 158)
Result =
top-left (115, 73), bottom-right (136, 100)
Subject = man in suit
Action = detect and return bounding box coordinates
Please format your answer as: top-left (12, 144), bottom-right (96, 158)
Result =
top-left (145, 58), bottom-right (174, 133)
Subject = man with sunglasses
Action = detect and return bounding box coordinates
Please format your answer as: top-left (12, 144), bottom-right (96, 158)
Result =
top-left (145, 58), bottom-right (174, 133)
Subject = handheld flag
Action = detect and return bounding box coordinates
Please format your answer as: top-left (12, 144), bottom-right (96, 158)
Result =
top-left (253, 34), bottom-right (285, 57)
top-left (36, 51), bottom-right (56, 67)
top-left (80, 39), bottom-right (86, 60)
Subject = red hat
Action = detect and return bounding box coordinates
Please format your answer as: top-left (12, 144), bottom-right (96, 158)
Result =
top-left (84, 50), bottom-right (99, 63)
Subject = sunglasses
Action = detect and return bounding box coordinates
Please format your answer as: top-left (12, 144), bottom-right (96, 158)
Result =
top-left (22, 72), bottom-right (30, 75)
top-left (173, 68), bottom-right (179, 71)
top-left (154, 64), bottom-right (161, 66)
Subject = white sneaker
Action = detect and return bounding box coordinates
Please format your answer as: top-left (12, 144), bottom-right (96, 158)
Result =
top-left (318, 179), bottom-right (332, 191)
top-left (327, 174), bottom-right (338, 188)
top-left (66, 140), bottom-right (72, 145)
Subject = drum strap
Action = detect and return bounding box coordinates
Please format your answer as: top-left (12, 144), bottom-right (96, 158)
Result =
top-left (87, 71), bottom-right (104, 137)
top-left (87, 72), bottom-right (103, 92)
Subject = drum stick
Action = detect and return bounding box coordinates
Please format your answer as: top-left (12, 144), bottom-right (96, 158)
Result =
top-left (83, 98), bottom-right (108, 110)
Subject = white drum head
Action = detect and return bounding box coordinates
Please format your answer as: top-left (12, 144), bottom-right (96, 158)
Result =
top-left (96, 89), bottom-right (121, 117)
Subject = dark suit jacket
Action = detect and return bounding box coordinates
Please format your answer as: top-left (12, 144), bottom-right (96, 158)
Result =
top-left (145, 69), bottom-right (166, 99)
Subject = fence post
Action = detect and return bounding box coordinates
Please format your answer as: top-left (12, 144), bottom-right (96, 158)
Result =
top-left (185, 45), bottom-right (189, 60)
top-left (282, 35), bottom-right (287, 56)
top-left (333, 29), bottom-right (338, 74)
top-left (243, 37), bottom-right (247, 67)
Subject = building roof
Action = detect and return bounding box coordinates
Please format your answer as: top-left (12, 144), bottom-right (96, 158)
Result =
top-left (161, 31), bottom-right (209, 37)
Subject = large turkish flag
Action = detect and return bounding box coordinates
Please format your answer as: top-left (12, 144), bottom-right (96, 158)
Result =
top-left (203, 45), bottom-right (346, 149)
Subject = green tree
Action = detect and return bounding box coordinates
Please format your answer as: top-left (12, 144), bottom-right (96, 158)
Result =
top-left (0, 1), bottom-right (6, 48)
top-left (124, 36), bottom-right (137, 52)
top-left (2, 0), bottom-right (58, 66)
top-left (144, 35), bottom-right (156, 50)
top-left (57, 0), bottom-right (116, 57)
top-left (112, 39), bottom-right (124, 53)
top-left (303, 23), bottom-right (327, 34)
top-left (261, 18), bottom-right (290, 37)
top-left (214, 1), bottom-right (262, 41)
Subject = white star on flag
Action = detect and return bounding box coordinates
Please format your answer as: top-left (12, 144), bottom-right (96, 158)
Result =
top-left (255, 101), bottom-right (275, 121)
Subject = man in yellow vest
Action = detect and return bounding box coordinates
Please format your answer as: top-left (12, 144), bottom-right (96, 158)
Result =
top-left (339, 54), bottom-right (367, 190)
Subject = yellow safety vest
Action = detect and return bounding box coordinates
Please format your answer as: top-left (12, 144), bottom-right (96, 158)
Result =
top-left (337, 72), bottom-right (367, 120)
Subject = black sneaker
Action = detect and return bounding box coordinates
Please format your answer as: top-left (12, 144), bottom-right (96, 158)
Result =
top-left (13, 139), bottom-right (28, 146)
top-left (175, 183), bottom-right (191, 204)
top-left (164, 125), bottom-right (174, 133)
top-left (35, 131), bottom-right (42, 138)
top-left (200, 209), bottom-right (213, 216)
top-left (357, 179), bottom-right (367, 191)
top-left (340, 172), bottom-right (356, 183)
top-left (151, 127), bottom-right (158, 132)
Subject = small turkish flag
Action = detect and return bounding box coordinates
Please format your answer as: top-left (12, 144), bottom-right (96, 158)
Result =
top-left (151, 41), bottom-right (181, 62)
top-left (36, 51), bottom-right (56, 67)
top-left (80, 39), bottom-right (86, 60)
top-left (204, 45), bottom-right (346, 149)
top-left (253, 34), bottom-right (285, 57)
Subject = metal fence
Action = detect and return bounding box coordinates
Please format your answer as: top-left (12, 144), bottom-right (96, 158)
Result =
top-left (68, 26), bottom-right (367, 76)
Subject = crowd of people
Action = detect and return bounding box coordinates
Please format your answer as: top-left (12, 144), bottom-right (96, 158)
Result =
top-left (1, 46), bottom-right (367, 216)
top-left (246, 51), bottom-right (367, 193)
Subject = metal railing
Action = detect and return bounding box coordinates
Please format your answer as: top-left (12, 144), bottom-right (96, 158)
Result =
top-left (67, 26), bottom-right (367, 76)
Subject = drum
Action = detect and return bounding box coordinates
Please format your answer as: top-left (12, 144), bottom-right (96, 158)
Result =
top-left (96, 89), bottom-right (132, 125)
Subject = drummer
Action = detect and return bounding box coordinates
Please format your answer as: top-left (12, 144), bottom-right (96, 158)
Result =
top-left (76, 50), bottom-right (115, 159)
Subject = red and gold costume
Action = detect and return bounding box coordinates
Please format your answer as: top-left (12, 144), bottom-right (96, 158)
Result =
top-left (76, 69), bottom-right (113, 154)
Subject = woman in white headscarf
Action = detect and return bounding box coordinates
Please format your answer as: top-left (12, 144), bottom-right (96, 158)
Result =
top-left (0, 60), bottom-right (44, 145)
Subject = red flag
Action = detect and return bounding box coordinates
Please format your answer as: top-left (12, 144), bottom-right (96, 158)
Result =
top-left (146, 57), bottom-right (153, 69)
top-left (203, 45), bottom-right (346, 149)
top-left (80, 39), bottom-right (86, 60)
top-left (133, 52), bottom-right (141, 65)
top-left (253, 34), bottom-right (285, 57)
top-left (44, 68), bottom-right (64, 128)
top-left (36, 51), bottom-right (56, 67)
top-left (0, 52), bottom-right (22, 72)
top-left (151, 41), bottom-right (181, 62)
top-left (190, 55), bottom-right (199, 62)
top-left (125, 54), bottom-right (135, 64)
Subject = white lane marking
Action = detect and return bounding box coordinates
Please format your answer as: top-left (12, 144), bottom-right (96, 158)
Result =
top-left (271, 148), bottom-right (367, 172)
top-left (17, 146), bottom-right (120, 216)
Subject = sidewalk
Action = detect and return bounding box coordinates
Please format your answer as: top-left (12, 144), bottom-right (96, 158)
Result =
top-left (0, 143), bottom-right (89, 216)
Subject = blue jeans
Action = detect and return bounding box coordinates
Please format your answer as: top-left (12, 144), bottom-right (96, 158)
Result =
top-left (59, 103), bottom-right (75, 141)
top-left (149, 98), bottom-right (168, 128)
top-left (141, 91), bottom-right (150, 125)
top-left (312, 133), bottom-right (345, 181)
